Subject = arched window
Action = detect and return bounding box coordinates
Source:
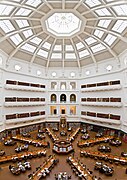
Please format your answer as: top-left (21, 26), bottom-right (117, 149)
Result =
top-left (70, 94), bottom-right (76, 102)
top-left (60, 94), bottom-right (66, 102)
top-left (51, 94), bottom-right (57, 102)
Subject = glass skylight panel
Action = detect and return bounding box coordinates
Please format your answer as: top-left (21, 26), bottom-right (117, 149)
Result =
top-left (0, 5), bottom-right (14, 15)
top-left (65, 53), bottom-right (76, 59)
top-left (0, 20), bottom-right (15, 33)
top-left (98, 20), bottom-right (111, 28)
top-left (42, 42), bottom-right (51, 50)
top-left (46, 13), bottom-right (81, 37)
top-left (23, 29), bottom-right (33, 38)
top-left (51, 53), bottom-right (62, 59)
top-left (85, 37), bottom-right (97, 45)
top-left (85, 0), bottom-right (101, 8)
top-left (76, 42), bottom-right (84, 50)
top-left (37, 49), bottom-right (48, 58)
top-left (15, 8), bottom-right (31, 16)
top-left (79, 50), bottom-right (90, 58)
top-left (94, 29), bottom-right (104, 38)
top-left (95, 8), bottom-right (111, 16)
top-left (113, 5), bottom-right (127, 16)
top-left (112, 20), bottom-right (127, 33)
top-left (25, 0), bottom-right (42, 7)
top-left (21, 43), bottom-right (36, 53)
top-left (54, 45), bottom-right (62, 51)
top-left (16, 20), bottom-right (29, 28)
top-left (104, 34), bottom-right (117, 46)
top-left (91, 44), bottom-right (106, 53)
top-left (10, 34), bottom-right (23, 45)
top-left (30, 37), bottom-right (42, 45)
top-left (65, 45), bottom-right (74, 51)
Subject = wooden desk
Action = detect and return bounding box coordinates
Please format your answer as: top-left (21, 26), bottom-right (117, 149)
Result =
top-left (67, 156), bottom-right (93, 180)
top-left (0, 150), bottom-right (46, 164)
top-left (80, 150), bottom-right (127, 165)
top-left (46, 128), bottom-right (59, 142)
top-left (31, 155), bottom-right (57, 180)
top-left (78, 136), bottom-right (114, 147)
top-left (68, 128), bottom-right (80, 142)
top-left (12, 135), bottom-right (48, 147)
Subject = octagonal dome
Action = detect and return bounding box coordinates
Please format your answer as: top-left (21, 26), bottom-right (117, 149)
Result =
top-left (45, 13), bottom-right (82, 37)
top-left (0, 0), bottom-right (127, 69)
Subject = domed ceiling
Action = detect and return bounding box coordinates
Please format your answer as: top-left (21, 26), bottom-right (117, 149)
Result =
top-left (0, 0), bottom-right (127, 68)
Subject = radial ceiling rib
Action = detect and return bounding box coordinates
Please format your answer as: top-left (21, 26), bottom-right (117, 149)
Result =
top-left (84, 31), bottom-right (119, 60)
top-left (0, 25), bottom-right (42, 43)
top-left (70, 39), bottom-right (81, 69)
top-left (82, 1), bottom-right (126, 15)
top-left (77, 36), bottom-right (97, 64)
top-left (43, 0), bottom-right (53, 10)
top-left (74, 0), bottom-right (85, 10)
top-left (85, 25), bottom-right (127, 43)
top-left (7, 31), bottom-right (44, 63)
top-left (46, 39), bottom-right (56, 68)
top-left (30, 35), bottom-right (50, 64)
top-left (0, 1), bottom-right (46, 16)
top-left (62, 0), bottom-right (65, 9)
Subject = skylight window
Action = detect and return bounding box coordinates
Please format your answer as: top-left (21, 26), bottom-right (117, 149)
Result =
top-left (113, 5), bottom-right (127, 16)
top-left (25, 0), bottom-right (42, 7)
top-left (46, 13), bottom-right (82, 37)
top-left (95, 8), bottom-right (111, 16)
top-left (79, 50), bottom-right (90, 58)
top-left (54, 45), bottom-right (62, 51)
top-left (85, 37), bottom-right (97, 45)
top-left (91, 44), bottom-right (106, 53)
top-left (42, 42), bottom-right (51, 50)
top-left (65, 53), bottom-right (76, 59)
top-left (94, 29), bottom-right (104, 38)
top-left (0, 20), bottom-right (15, 33)
top-left (51, 53), bottom-right (62, 59)
top-left (10, 34), bottom-right (23, 45)
top-left (23, 29), bottom-right (33, 38)
top-left (0, 5), bottom-right (14, 15)
top-left (98, 20), bottom-right (111, 28)
top-left (37, 49), bottom-right (48, 58)
top-left (15, 8), bottom-right (31, 16)
top-left (76, 42), bottom-right (84, 50)
top-left (85, 0), bottom-right (101, 8)
top-left (30, 37), bottom-right (42, 45)
top-left (65, 45), bottom-right (74, 51)
top-left (21, 43), bottom-right (36, 53)
top-left (104, 34), bottom-right (117, 46)
top-left (16, 20), bottom-right (29, 28)
top-left (112, 20), bottom-right (127, 33)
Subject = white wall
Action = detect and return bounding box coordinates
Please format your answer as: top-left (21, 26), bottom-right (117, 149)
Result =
top-left (0, 49), bottom-right (127, 132)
